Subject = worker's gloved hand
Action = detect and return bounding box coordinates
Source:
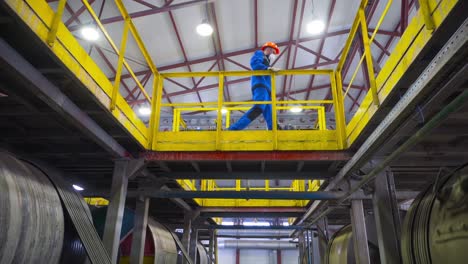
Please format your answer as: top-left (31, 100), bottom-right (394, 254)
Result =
top-left (268, 67), bottom-right (280, 72)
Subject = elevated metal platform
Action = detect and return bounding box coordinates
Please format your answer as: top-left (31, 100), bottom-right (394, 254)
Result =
top-left (0, 0), bottom-right (466, 217)
top-left (1, 0), bottom-right (462, 153)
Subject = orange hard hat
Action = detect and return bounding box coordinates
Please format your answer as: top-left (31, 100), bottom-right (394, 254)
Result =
top-left (261, 42), bottom-right (280, 54)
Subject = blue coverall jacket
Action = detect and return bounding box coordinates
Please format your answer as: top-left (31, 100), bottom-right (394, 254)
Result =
top-left (228, 50), bottom-right (273, 130)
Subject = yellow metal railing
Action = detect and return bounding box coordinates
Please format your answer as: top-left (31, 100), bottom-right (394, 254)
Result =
top-left (171, 105), bottom-right (327, 131)
top-left (19, 0), bottom-right (457, 152)
top-left (8, 0), bottom-right (458, 207)
top-left (149, 69), bottom-right (346, 151)
top-left (175, 178), bottom-right (323, 207)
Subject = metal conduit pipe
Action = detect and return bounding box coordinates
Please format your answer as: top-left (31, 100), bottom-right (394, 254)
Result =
top-left (296, 17), bottom-right (468, 229)
top-left (220, 240), bottom-right (298, 250)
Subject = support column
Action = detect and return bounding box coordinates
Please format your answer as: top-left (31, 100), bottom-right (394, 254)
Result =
top-left (130, 196), bottom-right (150, 264)
top-left (298, 232), bottom-right (305, 264)
top-left (277, 249), bottom-right (282, 264)
top-left (315, 218), bottom-right (328, 262)
top-left (350, 199), bottom-right (370, 264)
top-left (305, 231), bottom-right (311, 264)
top-left (208, 230), bottom-right (215, 263)
top-left (372, 170), bottom-right (402, 264)
top-left (103, 159), bottom-right (130, 263)
top-left (189, 228), bottom-right (199, 264)
top-left (235, 248), bottom-right (240, 264)
top-left (214, 230), bottom-right (218, 264)
top-left (182, 212), bottom-right (192, 264)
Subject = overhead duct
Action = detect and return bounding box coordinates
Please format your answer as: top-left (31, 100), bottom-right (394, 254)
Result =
top-left (221, 240), bottom-right (298, 250)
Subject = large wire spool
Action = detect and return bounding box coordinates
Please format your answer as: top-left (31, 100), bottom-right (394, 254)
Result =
top-left (401, 166), bottom-right (468, 263)
top-left (148, 219), bottom-right (178, 264)
top-left (197, 242), bottom-right (208, 264)
top-left (0, 152), bottom-right (64, 264)
top-left (325, 214), bottom-right (381, 264)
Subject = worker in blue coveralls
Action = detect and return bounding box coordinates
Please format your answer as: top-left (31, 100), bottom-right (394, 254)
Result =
top-left (228, 42), bottom-right (280, 130)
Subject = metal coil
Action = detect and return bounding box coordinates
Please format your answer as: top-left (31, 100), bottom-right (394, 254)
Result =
top-left (325, 215), bottom-right (380, 264)
top-left (197, 242), bottom-right (208, 264)
top-left (0, 152), bottom-right (64, 264)
top-left (401, 167), bottom-right (468, 264)
top-left (148, 218), bottom-right (178, 263)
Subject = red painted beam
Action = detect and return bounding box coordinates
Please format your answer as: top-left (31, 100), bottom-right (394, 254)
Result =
top-left (125, 72), bottom-right (151, 100)
top-left (254, 0), bottom-right (258, 47)
top-left (280, 0), bottom-right (299, 100)
top-left (68, 0), bottom-right (207, 31)
top-left (368, 28), bottom-right (401, 37)
top-left (166, 8), bottom-right (203, 104)
top-left (323, 0), bottom-right (380, 112)
top-left (209, 2), bottom-right (232, 103)
top-left (277, 249), bottom-right (282, 264)
top-left (235, 249), bottom-right (240, 264)
top-left (225, 58), bottom-right (251, 71)
top-left (64, 0), bottom-right (95, 26)
top-left (142, 151), bottom-right (351, 161)
top-left (297, 44), bottom-right (333, 62)
top-left (401, 0), bottom-right (409, 35)
top-left (303, 0), bottom-right (337, 101)
top-left (114, 29), bottom-right (350, 81)
top-left (94, 47), bottom-right (138, 100)
top-left (133, 0), bottom-right (158, 9)
top-left (284, 0), bottom-right (307, 102)
top-left (371, 37), bottom-right (391, 56)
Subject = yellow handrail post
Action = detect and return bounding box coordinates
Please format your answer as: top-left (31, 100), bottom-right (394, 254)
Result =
top-left (172, 108), bottom-right (177, 132)
top-left (331, 71), bottom-right (347, 149)
top-left (359, 8), bottom-right (380, 107)
top-left (176, 109), bottom-right (180, 132)
top-left (201, 180), bottom-right (207, 191)
top-left (271, 73), bottom-right (278, 149)
top-left (318, 106), bottom-right (326, 130)
top-left (215, 73), bottom-right (224, 150)
top-left (299, 180), bottom-right (305, 192)
top-left (111, 19), bottom-right (130, 111)
top-left (236, 180), bottom-right (241, 191)
top-left (114, 0), bottom-right (159, 75)
top-left (47, 0), bottom-right (67, 46)
top-left (149, 75), bottom-right (164, 149)
top-left (265, 180), bottom-right (270, 191)
top-left (225, 110), bottom-right (230, 128)
top-left (418, 0), bottom-right (436, 31)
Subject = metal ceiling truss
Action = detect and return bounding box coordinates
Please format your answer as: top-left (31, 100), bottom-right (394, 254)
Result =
top-left (54, 0), bottom-right (410, 112)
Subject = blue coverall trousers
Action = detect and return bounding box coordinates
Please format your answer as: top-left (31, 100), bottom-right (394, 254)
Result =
top-left (228, 87), bottom-right (272, 130)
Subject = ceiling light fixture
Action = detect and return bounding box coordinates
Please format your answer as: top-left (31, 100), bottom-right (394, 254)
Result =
top-left (306, 0), bottom-right (325, 35)
top-left (138, 106), bottom-right (151, 116)
top-left (290, 106), bottom-right (303, 113)
top-left (197, 1), bottom-right (213, 37)
top-left (196, 20), bottom-right (213, 36)
top-left (80, 26), bottom-right (100, 41)
top-left (73, 184), bottom-right (84, 191)
top-left (306, 20), bottom-right (325, 35)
